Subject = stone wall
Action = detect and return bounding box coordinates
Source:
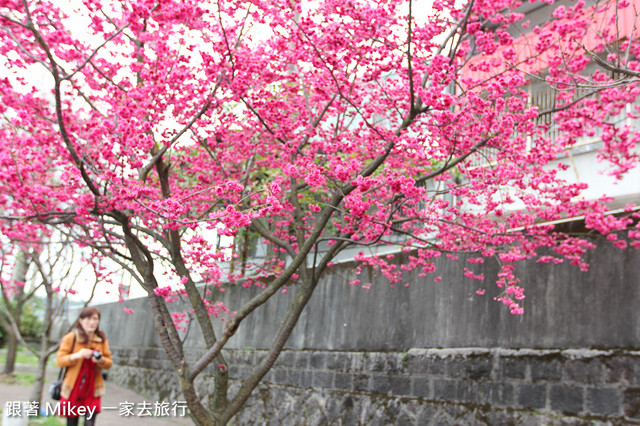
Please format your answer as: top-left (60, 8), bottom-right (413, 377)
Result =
top-left (87, 238), bottom-right (640, 424)
top-left (98, 238), bottom-right (640, 353)
top-left (109, 346), bottom-right (640, 424)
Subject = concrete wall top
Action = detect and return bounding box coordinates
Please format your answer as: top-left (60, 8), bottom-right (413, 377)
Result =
top-left (89, 237), bottom-right (640, 352)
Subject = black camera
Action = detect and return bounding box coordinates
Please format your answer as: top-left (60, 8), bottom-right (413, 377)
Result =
top-left (92, 350), bottom-right (102, 360)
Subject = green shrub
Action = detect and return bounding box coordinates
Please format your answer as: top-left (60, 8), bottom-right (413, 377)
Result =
top-left (19, 302), bottom-right (43, 338)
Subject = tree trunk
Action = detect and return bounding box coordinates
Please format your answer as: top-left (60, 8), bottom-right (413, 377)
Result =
top-left (29, 350), bottom-right (49, 403)
top-left (2, 250), bottom-right (30, 374)
top-left (3, 330), bottom-right (18, 374)
top-left (30, 270), bottom-right (55, 405)
top-left (178, 368), bottom-right (217, 426)
top-left (29, 315), bottom-right (53, 404)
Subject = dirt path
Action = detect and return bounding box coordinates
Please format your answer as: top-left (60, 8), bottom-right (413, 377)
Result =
top-left (0, 364), bottom-right (193, 425)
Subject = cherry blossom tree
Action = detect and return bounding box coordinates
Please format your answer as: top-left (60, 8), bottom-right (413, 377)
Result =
top-left (0, 234), bottom-right (103, 404)
top-left (0, 0), bottom-right (638, 423)
top-left (27, 235), bottom-right (105, 405)
top-left (0, 248), bottom-right (32, 374)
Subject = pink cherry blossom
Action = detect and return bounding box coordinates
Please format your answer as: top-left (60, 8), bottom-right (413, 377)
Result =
top-left (0, 0), bottom-right (638, 421)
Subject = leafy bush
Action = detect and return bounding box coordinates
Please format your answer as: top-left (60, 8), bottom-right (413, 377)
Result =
top-left (0, 300), bottom-right (43, 342)
top-left (19, 302), bottom-right (43, 338)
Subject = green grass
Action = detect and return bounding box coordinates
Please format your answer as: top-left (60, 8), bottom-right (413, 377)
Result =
top-left (0, 346), bottom-right (39, 366)
top-left (0, 345), bottom-right (57, 368)
top-left (0, 415), bottom-right (67, 426)
top-left (0, 409), bottom-right (65, 426)
top-left (0, 400), bottom-right (65, 426)
top-left (0, 345), bottom-right (79, 426)
top-left (0, 372), bottom-right (36, 385)
top-left (29, 416), bottom-right (65, 426)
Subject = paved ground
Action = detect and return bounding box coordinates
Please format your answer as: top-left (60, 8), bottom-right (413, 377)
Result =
top-left (0, 364), bottom-right (193, 425)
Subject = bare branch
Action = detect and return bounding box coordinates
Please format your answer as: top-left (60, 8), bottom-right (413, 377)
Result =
top-left (583, 46), bottom-right (640, 78)
top-left (250, 218), bottom-right (296, 258)
top-left (407, 0), bottom-right (416, 113)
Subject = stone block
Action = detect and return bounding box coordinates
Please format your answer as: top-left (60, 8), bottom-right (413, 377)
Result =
top-left (370, 406), bottom-right (392, 426)
top-left (605, 356), bottom-right (636, 385)
top-left (413, 377), bottom-right (431, 398)
top-left (288, 370), bottom-right (301, 387)
top-left (395, 413), bottom-right (415, 426)
top-left (326, 353), bottom-right (348, 371)
top-left (482, 411), bottom-right (515, 426)
top-left (299, 370), bottom-right (314, 388)
top-left (233, 349), bottom-right (255, 365)
top-left (334, 372), bottom-right (352, 390)
top-left (313, 371), bottom-right (334, 388)
top-left (396, 400), bottom-right (422, 424)
top-left (148, 359), bottom-right (166, 370)
top-left (366, 353), bottom-right (387, 372)
top-left (348, 353), bottom-right (365, 372)
top-left (295, 352), bottom-right (310, 369)
top-left (353, 374), bottom-right (370, 392)
top-left (228, 365), bottom-right (240, 377)
top-left (433, 379), bottom-right (458, 401)
top-left (274, 368), bottom-right (288, 384)
top-left (428, 357), bottom-right (448, 376)
top-left (291, 370), bottom-right (313, 388)
top-left (220, 349), bottom-right (237, 364)
top-left (405, 354), bottom-right (447, 376)
top-left (565, 359), bottom-right (603, 384)
top-left (342, 395), bottom-right (355, 410)
top-left (623, 387), bottom-right (640, 419)
top-left (458, 381), bottom-right (478, 403)
top-left (499, 357), bottom-right (527, 379)
top-left (371, 375), bottom-right (390, 395)
top-left (466, 356), bottom-right (493, 380)
top-left (416, 404), bottom-right (440, 424)
top-left (386, 353), bottom-right (404, 373)
top-left (276, 351), bottom-right (296, 368)
top-left (140, 347), bottom-right (161, 360)
top-left (390, 376), bottom-right (412, 396)
top-left (406, 355), bottom-right (429, 375)
top-left (310, 352), bottom-right (326, 369)
top-left (446, 356), bottom-right (466, 378)
top-left (236, 366), bottom-right (250, 379)
top-left (479, 382), bottom-right (515, 407)
top-left (518, 383), bottom-right (547, 409)
top-left (587, 387), bottom-right (621, 416)
top-left (530, 357), bottom-right (563, 381)
top-left (549, 385), bottom-right (583, 415)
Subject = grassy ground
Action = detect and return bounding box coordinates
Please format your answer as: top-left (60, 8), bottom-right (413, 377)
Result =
top-left (0, 344), bottom-right (57, 368)
top-left (0, 406), bottom-right (66, 426)
top-left (29, 418), bottom-right (65, 425)
top-left (0, 344), bottom-right (65, 425)
top-left (0, 372), bottom-right (36, 385)
top-left (0, 391), bottom-right (66, 426)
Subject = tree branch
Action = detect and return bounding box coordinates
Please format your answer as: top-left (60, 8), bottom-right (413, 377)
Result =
top-left (415, 132), bottom-right (497, 185)
top-left (62, 24), bottom-right (129, 80)
top-left (138, 76), bottom-right (222, 182)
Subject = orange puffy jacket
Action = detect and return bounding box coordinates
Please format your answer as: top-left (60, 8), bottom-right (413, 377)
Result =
top-left (56, 331), bottom-right (113, 400)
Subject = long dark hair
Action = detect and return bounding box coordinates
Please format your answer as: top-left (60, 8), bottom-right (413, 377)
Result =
top-left (74, 306), bottom-right (106, 343)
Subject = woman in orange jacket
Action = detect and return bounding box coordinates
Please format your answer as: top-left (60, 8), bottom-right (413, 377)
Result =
top-left (56, 307), bottom-right (112, 426)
